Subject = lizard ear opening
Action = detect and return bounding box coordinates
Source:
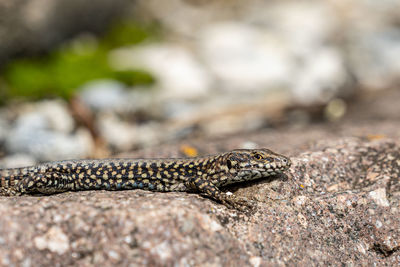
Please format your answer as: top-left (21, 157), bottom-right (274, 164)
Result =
top-left (226, 159), bottom-right (233, 169)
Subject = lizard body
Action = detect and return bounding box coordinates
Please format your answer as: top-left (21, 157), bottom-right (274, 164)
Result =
top-left (0, 149), bottom-right (291, 209)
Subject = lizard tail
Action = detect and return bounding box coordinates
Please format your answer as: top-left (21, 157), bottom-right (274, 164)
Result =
top-left (0, 168), bottom-right (27, 196)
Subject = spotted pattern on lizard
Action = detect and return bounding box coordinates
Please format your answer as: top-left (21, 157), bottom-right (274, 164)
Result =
top-left (0, 149), bottom-right (291, 210)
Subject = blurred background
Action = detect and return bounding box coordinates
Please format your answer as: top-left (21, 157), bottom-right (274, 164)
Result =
top-left (0, 0), bottom-right (399, 167)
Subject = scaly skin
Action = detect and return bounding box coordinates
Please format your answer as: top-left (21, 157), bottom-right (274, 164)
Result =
top-left (0, 149), bottom-right (291, 210)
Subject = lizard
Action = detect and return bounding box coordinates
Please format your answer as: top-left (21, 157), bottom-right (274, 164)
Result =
top-left (0, 148), bottom-right (291, 210)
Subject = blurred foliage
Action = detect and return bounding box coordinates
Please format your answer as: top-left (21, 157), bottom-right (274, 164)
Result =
top-left (0, 21), bottom-right (157, 103)
top-left (102, 20), bottom-right (156, 48)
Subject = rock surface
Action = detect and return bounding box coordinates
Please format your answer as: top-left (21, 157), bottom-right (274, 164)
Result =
top-left (0, 125), bottom-right (399, 266)
top-left (1, 1), bottom-right (400, 265)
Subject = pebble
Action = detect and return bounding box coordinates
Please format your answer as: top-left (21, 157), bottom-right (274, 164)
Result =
top-left (108, 250), bottom-right (120, 261)
top-left (349, 28), bottom-right (400, 89)
top-left (5, 121), bottom-right (93, 162)
top-left (369, 188), bottom-right (390, 207)
top-left (109, 44), bottom-right (213, 100)
top-left (253, 2), bottom-right (338, 56)
top-left (79, 80), bottom-right (128, 111)
top-left (249, 256), bottom-right (262, 267)
top-left (199, 22), bottom-right (293, 92)
top-left (0, 100), bottom-right (93, 162)
top-left (292, 48), bottom-right (349, 105)
top-left (98, 113), bottom-right (161, 150)
top-left (36, 100), bottom-right (75, 133)
top-left (34, 226), bottom-right (70, 255)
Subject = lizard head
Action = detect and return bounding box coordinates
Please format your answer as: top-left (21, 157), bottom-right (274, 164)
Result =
top-left (223, 148), bottom-right (291, 183)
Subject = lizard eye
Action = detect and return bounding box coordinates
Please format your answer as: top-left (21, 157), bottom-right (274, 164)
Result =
top-left (254, 154), bottom-right (263, 160)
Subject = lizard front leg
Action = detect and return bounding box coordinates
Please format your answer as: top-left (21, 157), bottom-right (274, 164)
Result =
top-left (186, 178), bottom-right (252, 211)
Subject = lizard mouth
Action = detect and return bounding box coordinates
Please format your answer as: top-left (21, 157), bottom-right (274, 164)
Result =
top-left (241, 166), bottom-right (289, 173)
top-left (237, 168), bottom-right (286, 179)
top-left (241, 168), bottom-right (283, 172)
top-left (241, 160), bottom-right (291, 173)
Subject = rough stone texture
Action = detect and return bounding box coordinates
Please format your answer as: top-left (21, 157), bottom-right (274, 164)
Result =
top-left (1, 88), bottom-right (400, 266)
top-left (0, 127), bottom-right (399, 266)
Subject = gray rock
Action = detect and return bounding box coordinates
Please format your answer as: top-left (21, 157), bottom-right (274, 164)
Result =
top-left (291, 48), bottom-right (349, 104)
top-left (0, 136), bottom-right (399, 266)
top-left (349, 28), bottom-right (400, 89)
top-left (5, 125), bottom-right (93, 162)
top-left (109, 44), bottom-right (213, 100)
top-left (36, 100), bottom-right (75, 133)
top-left (97, 113), bottom-right (138, 151)
top-left (79, 80), bottom-right (159, 118)
top-left (5, 104), bottom-right (93, 161)
top-left (98, 113), bottom-right (162, 150)
top-left (79, 80), bottom-right (128, 111)
top-left (199, 22), bottom-right (294, 92)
